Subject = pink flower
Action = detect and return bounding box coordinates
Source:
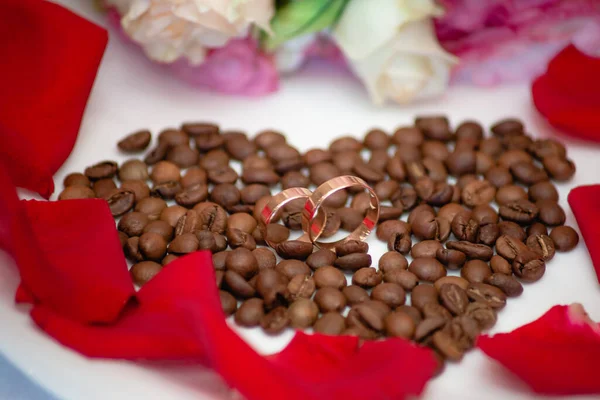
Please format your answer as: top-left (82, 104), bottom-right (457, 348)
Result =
top-left (435, 0), bottom-right (600, 85)
top-left (170, 38), bottom-right (279, 96)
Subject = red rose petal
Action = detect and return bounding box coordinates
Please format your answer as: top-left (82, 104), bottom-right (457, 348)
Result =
top-left (568, 185), bottom-right (600, 283)
top-left (531, 45), bottom-right (600, 142)
top-left (478, 304), bottom-right (600, 395)
top-left (0, 0), bottom-right (107, 197)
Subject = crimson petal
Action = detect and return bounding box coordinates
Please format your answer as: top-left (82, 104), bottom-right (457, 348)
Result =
top-left (478, 304), bottom-right (600, 395)
top-left (0, 0), bottom-right (107, 197)
top-left (568, 185), bottom-right (600, 283)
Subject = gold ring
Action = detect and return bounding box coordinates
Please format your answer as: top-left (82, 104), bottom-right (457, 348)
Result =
top-left (259, 187), bottom-right (314, 249)
top-left (302, 175), bottom-right (379, 251)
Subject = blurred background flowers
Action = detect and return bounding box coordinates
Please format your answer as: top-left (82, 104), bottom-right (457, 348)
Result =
top-left (103, 0), bottom-right (600, 104)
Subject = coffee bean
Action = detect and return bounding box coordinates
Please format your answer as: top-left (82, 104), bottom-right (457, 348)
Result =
top-left (499, 199), bottom-right (539, 225)
top-left (371, 283), bottom-right (405, 308)
top-left (376, 220), bottom-right (411, 242)
top-left (174, 184), bottom-right (208, 207)
top-left (497, 221), bottom-right (526, 241)
top-left (162, 254), bottom-right (179, 266)
top-left (550, 225), bottom-right (579, 252)
top-left (352, 267), bottom-right (383, 288)
top-left (543, 156), bottom-right (575, 181)
top-left (314, 312), bottom-right (346, 335)
top-left (446, 150), bottom-right (476, 176)
top-left (494, 236), bottom-right (526, 263)
top-left (58, 185), bottom-right (96, 200)
top-left (527, 222), bottom-right (548, 237)
top-left (512, 249), bottom-right (546, 282)
top-left (212, 251), bottom-right (229, 271)
top-left (435, 248), bottom-right (466, 270)
top-left (168, 233), bottom-right (198, 254)
top-left (440, 315), bottom-right (480, 352)
top-left (276, 240), bottom-right (313, 260)
top-left (466, 283), bottom-right (507, 309)
top-left (412, 214), bottom-right (450, 242)
top-left (385, 311), bottom-right (416, 339)
top-left (446, 241), bottom-right (493, 261)
top-left (275, 260), bottom-right (311, 280)
top-left (362, 128), bottom-right (389, 150)
top-left (138, 232), bottom-right (167, 261)
top-left (460, 260), bottom-right (491, 283)
top-left (125, 237), bottom-right (143, 262)
top-left (378, 251), bottom-right (408, 273)
top-left (434, 276), bottom-right (469, 292)
top-left (498, 150), bottom-right (532, 169)
top-left (536, 200), bottom-right (566, 226)
top-left (408, 257), bottom-right (447, 282)
top-left (93, 178), bottom-right (117, 198)
top-left (194, 202), bottom-right (228, 234)
top-left (529, 138), bottom-right (566, 160)
top-left (117, 159), bottom-right (148, 182)
top-left (118, 130), bottom-right (151, 152)
top-left (219, 290), bottom-right (237, 316)
top-left (200, 150), bottom-right (229, 171)
top-left (411, 240), bottom-right (443, 259)
top-left (479, 136), bottom-right (503, 158)
top-left (256, 269), bottom-right (288, 307)
top-left (415, 116), bottom-right (452, 141)
top-left (174, 210), bottom-right (199, 236)
top-left (239, 184), bottom-right (270, 205)
top-left (234, 298), bottom-right (264, 327)
top-left (130, 261), bottom-right (162, 286)
top-left (422, 302), bottom-right (452, 322)
top-left (349, 301), bottom-right (389, 333)
top-left (152, 180), bottom-right (182, 199)
top-left (85, 161), bottom-right (118, 180)
top-left (335, 240), bottom-right (369, 257)
top-left (284, 274), bottom-right (315, 302)
top-left (451, 210), bottom-right (479, 242)
top-left (491, 118), bottom-right (523, 136)
top-left (193, 230), bottom-right (216, 252)
top-left (311, 266), bottom-right (345, 289)
top-left (288, 299), bottom-right (319, 328)
top-left (529, 181), bottom-right (559, 202)
top-left (207, 165), bottom-right (238, 185)
top-left (485, 166), bottom-right (513, 188)
top-left (119, 180), bottom-right (149, 203)
top-left (477, 223), bottom-right (500, 246)
top-left (432, 330), bottom-right (464, 362)
top-left (224, 270), bottom-right (256, 298)
top-left (414, 316), bottom-right (447, 342)
top-left (353, 161), bottom-right (384, 183)
top-left (261, 306), bottom-right (290, 335)
top-left (526, 234), bottom-right (555, 261)
top-left (383, 269), bottom-right (418, 291)
top-left (510, 161), bottom-right (548, 185)
top-left (330, 136), bottom-right (362, 153)
top-left (465, 302), bottom-right (497, 331)
top-left (63, 172), bottom-right (91, 188)
top-left (315, 287), bottom-right (347, 312)
top-left (335, 253), bottom-right (372, 271)
top-left (321, 209), bottom-right (342, 238)
top-left (302, 250), bottom-right (335, 271)
top-left (374, 180), bottom-right (400, 201)
top-left (150, 161), bottom-right (180, 184)
top-left (485, 273), bottom-right (523, 297)
top-left (386, 157), bottom-right (407, 181)
top-left (106, 189), bottom-right (135, 216)
top-left (242, 168), bottom-right (280, 186)
top-left (225, 248), bottom-right (258, 279)
top-left (437, 283), bottom-right (469, 316)
top-left (135, 197), bottom-right (167, 220)
top-left (488, 255), bottom-right (510, 275)
top-left (160, 205), bottom-right (188, 227)
top-left (462, 180), bottom-right (496, 207)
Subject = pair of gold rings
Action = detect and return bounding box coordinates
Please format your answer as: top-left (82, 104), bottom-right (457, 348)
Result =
top-left (260, 175), bottom-right (380, 252)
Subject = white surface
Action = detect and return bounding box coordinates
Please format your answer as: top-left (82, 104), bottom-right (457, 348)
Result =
top-left (2, 1), bottom-right (600, 399)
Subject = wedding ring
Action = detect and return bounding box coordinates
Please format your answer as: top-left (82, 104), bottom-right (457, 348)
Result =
top-left (259, 187), bottom-right (314, 249)
top-left (302, 175), bottom-right (379, 251)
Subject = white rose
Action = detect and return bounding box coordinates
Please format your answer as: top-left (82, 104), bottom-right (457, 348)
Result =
top-left (106, 0), bottom-right (274, 65)
top-left (333, 0), bottom-right (457, 105)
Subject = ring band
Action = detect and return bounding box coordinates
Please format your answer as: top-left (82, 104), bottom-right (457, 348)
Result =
top-left (259, 187), bottom-right (314, 249)
top-left (302, 175), bottom-right (379, 251)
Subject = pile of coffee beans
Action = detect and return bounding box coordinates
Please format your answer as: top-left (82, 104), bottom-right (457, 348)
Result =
top-left (59, 117), bottom-right (579, 372)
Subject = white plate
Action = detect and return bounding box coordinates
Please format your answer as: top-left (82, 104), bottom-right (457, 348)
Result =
top-left (2, 1), bottom-right (600, 399)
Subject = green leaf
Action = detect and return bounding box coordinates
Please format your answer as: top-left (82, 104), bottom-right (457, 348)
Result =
top-left (264, 0), bottom-right (349, 51)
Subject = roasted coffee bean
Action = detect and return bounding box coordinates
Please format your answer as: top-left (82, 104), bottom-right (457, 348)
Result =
top-left (455, 121), bottom-right (483, 142)
top-left (130, 261), bottom-right (162, 286)
top-left (175, 184), bottom-right (208, 207)
top-left (180, 166), bottom-right (207, 188)
top-left (157, 128), bottom-right (188, 146)
top-left (330, 136), bottom-right (362, 153)
top-left (438, 283), bottom-right (469, 315)
top-left (510, 161), bottom-right (548, 185)
top-left (412, 215), bottom-right (450, 242)
top-left (411, 240), bottom-right (443, 259)
top-left (160, 205), bottom-right (188, 228)
top-left (371, 283), bottom-right (405, 308)
top-left (309, 162), bottom-right (340, 186)
top-left (118, 130), bottom-right (151, 152)
top-left (378, 251), bottom-right (408, 273)
top-left (335, 253), bottom-right (372, 270)
top-left (485, 166), bottom-right (513, 188)
top-left (162, 254), bottom-right (179, 266)
top-left (512, 249), bottom-right (546, 282)
top-left (527, 222), bottom-right (548, 237)
top-left (498, 150), bottom-right (532, 169)
top-left (93, 178), bottom-right (117, 198)
top-left (479, 136), bottom-right (503, 158)
top-left (168, 233), bottom-right (198, 254)
top-left (340, 285), bottom-right (368, 306)
top-left (275, 260), bottom-right (311, 279)
top-left (336, 240), bottom-right (369, 257)
top-left (543, 156), bottom-right (576, 181)
top-left (434, 276), bottom-right (469, 292)
top-left (408, 257), bottom-right (447, 282)
top-left (451, 211), bottom-right (479, 242)
top-left (242, 168), bottom-right (280, 186)
top-left (120, 180), bottom-right (149, 203)
top-left (497, 221), bottom-right (526, 242)
top-left (118, 231), bottom-right (128, 249)
top-left (305, 249), bottom-right (336, 270)
top-left (235, 298), bottom-right (264, 327)
top-left (485, 273), bottom-right (523, 297)
top-left (336, 208), bottom-right (363, 232)
top-left (526, 234), bottom-right (556, 261)
top-left (432, 330), bottom-right (464, 362)
top-left (142, 221), bottom-right (173, 245)
top-left (107, 189), bottom-right (135, 216)
top-left (315, 287), bottom-right (347, 312)
top-left (314, 312), bottom-right (346, 335)
top-left (385, 311), bottom-right (416, 339)
top-left (393, 126), bottom-right (423, 146)
top-left (494, 235), bottom-right (526, 262)
top-left (491, 118), bottom-right (524, 136)
top-left (85, 161), bottom-right (118, 180)
top-left (225, 136), bottom-right (256, 161)
top-left (352, 267), bottom-right (383, 288)
top-left (436, 248), bottom-right (466, 270)
top-left (210, 183), bottom-right (240, 210)
top-left (312, 266), bottom-right (346, 289)
top-left (256, 269), bottom-right (289, 307)
top-left (414, 316), bottom-right (447, 342)
top-left (460, 260), bottom-right (492, 283)
top-left (219, 290), bottom-right (237, 316)
top-left (466, 283), bottom-right (507, 309)
top-left (200, 149), bottom-right (229, 170)
top-left (225, 248), bottom-right (258, 279)
top-left (395, 305), bottom-right (422, 327)
top-left (332, 151), bottom-right (361, 174)
top-left (446, 241), bottom-right (493, 261)
top-left (529, 181), bottom-right (559, 202)
top-left (261, 224), bottom-right (289, 246)
top-left (462, 180), bottom-right (496, 207)
top-left (249, 248), bottom-right (275, 271)
top-left (376, 220), bottom-right (411, 242)
top-left (212, 251), bottom-right (228, 271)
top-left (439, 315), bottom-right (480, 352)
top-left (138, 232), bottom-right (167, 261)
top-left (477, 223), bottom-right (500, 246)
top-left (63, 172), bottom-right (91, 188)
top-left (196, 230), bottom-right (218, 252)
top-left (150, 161), bottom-right (180, 184)
top-left (536, 200), bottom-right (566, 226)
top-left (415, 116), bottom-right (452, 141)
top-left (475, 152), bottom-right (494, 175)
top-left (496, 185), bottom-right (527, 207)
top-left (437, 203), bottom-right (466, 225)
top-left (207, 165), bottom-right (238, 185)
top-left (242, 155), bottom-right (272, 172)
top-left (253, 129), bottom-right (285, 149)
top-left (276, 240), bottom-right (313, 260)
top-left (125, 237), bottom-right (143, 262)
top-left (386, 157), bottom-right (407, 182)
top-left (174, 210), bottom-right (199, 236)
top-left (379, 205), bottom-right (405, 221)
top-left (194, 202), bottom-right (228, 234)
top-left (391, 185), bottom-right (418, 210)
top-left (411, 284), bottom-right (439, 311)
top-left (240, 184), bottom-right (271, 205)
top-left (224, 270), bottom-right (256, 298)
top-left (144, 142), bottom-right (169, 165)
top-left (351, 191), bottom-right (372, 213)
top-left (550, 226), bottom-right (579, 251)
top-left (471, 204), bottom-right (499, 224)
top-left (303, 148), bottom-right (332, 166)
top-left (285, 274), bottom-right (316, 302)
top-left (321, 210), bottom-right (342, 238)
top-left (374, 180), bottom-right (400, 201)
top-left (368, 149), bottom-right (391, 172)
top-left (288, 299), bottom-right (319, 328)
top-left (422, 302), bottom-right (452, 321)
top-left (349, 300), bottom-right (390, 332)
top-left (166, 144), bottom-right (199, 168)
top-left (363, 128), bottom-right (389, 150)
top-left (118, 159), bottom-right (149, 182)
top-left (226, 213), bottom-right (256, 235)
top-left (152, 180), bottom-right (182, 199)
top-left (135, 197), bottom-right (167, 220)
top-left (446, 150), bottom-right (476, 176)
top-left (456, 175), bottom-right (478, 190)
top-left (261, 306), bottom-right (290, 335)
top-left (422, 141), bottom-right (450, 162)
top-left (58, 185), bottom-right (96, 200)
top-left (529, 138), bottom-right (566, 160)
top-left (465, 302), bottom-right (497, 331)
top-left (353, 161), bottom-right (385, 183)
top-left (384, 269), bottom-right (418, 291)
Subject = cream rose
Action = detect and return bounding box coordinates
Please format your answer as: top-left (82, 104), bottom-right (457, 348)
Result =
top-left (107, 0), bottom-right (274, 65)
top-left (333, 0), bottom-right (457, 105)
